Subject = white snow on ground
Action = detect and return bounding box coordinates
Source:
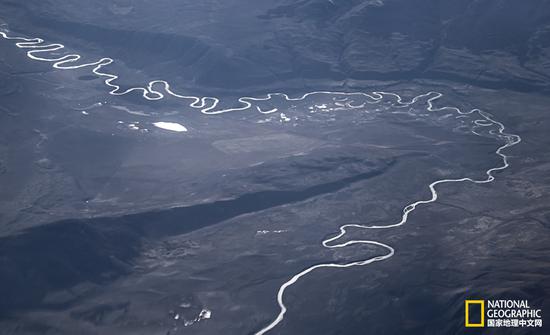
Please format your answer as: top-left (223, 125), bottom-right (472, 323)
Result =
top-left (153, 122), bottom-right (187, 132)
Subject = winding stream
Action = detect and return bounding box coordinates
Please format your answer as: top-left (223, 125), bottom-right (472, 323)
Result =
top-left (1, 27), bottom-right (521, 334)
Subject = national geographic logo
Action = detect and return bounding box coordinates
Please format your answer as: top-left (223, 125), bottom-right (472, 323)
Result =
top-left (465, 300), bottom-right (485, 327)
top-left (465, 299), bottom-right (543, 328)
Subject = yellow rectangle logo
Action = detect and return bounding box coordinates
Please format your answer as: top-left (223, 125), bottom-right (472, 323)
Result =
top-left (465, 300), bottom-right (485, 327)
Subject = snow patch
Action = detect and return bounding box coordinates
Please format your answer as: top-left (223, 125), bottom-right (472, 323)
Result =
top-left (153, 122), bottom-right (187, 132)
